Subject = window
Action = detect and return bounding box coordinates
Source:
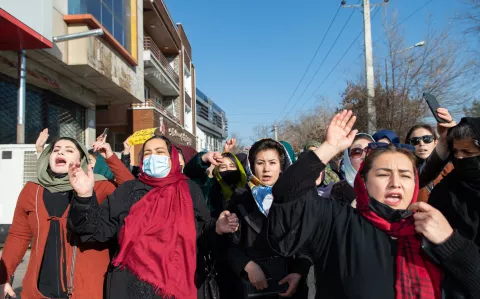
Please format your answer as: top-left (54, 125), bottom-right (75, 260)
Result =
top-left (68, 0), bottom-right (132, 52)
top-left (154, 96), bottom-right (162, 106)
top-left (144, 86), bottom-right (150, 99)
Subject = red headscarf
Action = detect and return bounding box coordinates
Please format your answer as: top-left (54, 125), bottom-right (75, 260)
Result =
top-left (354, 162), bottom-right (442, 299)
top-left (113, 143), bottom-right (197, 299)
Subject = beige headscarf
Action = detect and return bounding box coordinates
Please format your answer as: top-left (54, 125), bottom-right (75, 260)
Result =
top-left (32, 137), bottom-right (106, 193)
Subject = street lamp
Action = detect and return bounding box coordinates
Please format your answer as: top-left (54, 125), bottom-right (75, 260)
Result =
top-left (392, 40), bottom-right (426, 55)
top-left (53, 28), bottom-right (104, 43)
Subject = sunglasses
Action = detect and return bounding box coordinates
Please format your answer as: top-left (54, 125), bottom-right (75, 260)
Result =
top-left (366, 142), bottom-right (416, 154)
top-left (350, 147), bottom-right (368, 159)
top-left (409, 135), bottom-right (435, 146)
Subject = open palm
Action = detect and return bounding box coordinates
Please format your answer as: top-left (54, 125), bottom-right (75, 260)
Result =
top-left (68, 162), bottom-right (95, 197)
top-left (325, 110), bottom-right (358, 153)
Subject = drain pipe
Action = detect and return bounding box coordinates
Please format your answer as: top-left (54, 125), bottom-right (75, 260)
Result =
top-left (16, 49), bottom-right (26, 144)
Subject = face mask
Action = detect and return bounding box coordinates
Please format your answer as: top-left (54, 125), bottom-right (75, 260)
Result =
top-left (368, 197), bottom-right (413, 223)
top-left (219, 170), bottom-right (241, 185)
top-left (452, 156), bottom-right (480, 183)
top-left (142, 155), bottom-right (171, 178)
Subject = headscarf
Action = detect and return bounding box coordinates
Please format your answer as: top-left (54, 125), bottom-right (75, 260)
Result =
top-left (247, 139), bottom-right (292, 216)
top-left (280, 141), bottom-right (297, 163)
top-left (212, 152), bottom-right (248, 202)
top-left (342, 133), bottom-right (374, 187)
top-left (175, 144), bottom-right (197, 164)
top-left (91, 152), bottom-right (114, 180)
top-left (355, 162), bottom-right (442, 299)
top-left (304, 140), bottom-right (322, 151)
top-left (372, 129), bottom-right (400, 144)
top-left (235, 152), bottom-right (252, 179)
top-left (33, 137), bottom-right (106, 193)
top-left (112, 137), bottom-right (197, 299)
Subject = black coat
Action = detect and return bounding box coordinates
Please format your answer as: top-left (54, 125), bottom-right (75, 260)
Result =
top-left (227, 187), bottom-right (311, 299)
top-left (267, 151), bottom-right (474, 299)
top-left (68, 179), bottom-right (217, 299)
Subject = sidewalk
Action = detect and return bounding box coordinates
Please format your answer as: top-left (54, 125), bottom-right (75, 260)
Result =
top-left (0, 249), bottom-right (29, 298)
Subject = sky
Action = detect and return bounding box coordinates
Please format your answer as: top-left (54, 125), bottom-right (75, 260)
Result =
top-left (163, 0), bottom-right (474, 142)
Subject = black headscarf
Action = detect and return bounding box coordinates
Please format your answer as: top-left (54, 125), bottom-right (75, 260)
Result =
top-left (429, 117), bottom-right (480, 244)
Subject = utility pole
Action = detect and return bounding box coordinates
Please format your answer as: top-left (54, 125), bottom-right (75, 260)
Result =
top-left (16, 50), bottom-right (26, 144)
top-left (341, 0), bottom-right (389, 134)
top-left (274, 125), bottom-right (278, 141)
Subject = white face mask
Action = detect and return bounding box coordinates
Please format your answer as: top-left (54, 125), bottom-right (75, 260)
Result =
top-left (142, 154), bottom-right (171, 178)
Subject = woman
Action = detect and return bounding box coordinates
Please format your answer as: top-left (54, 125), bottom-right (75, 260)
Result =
top-left (426, 117), bottom-right (480, 297)
top-left (66, 135), bottom-right (239, 299)
top-left (227, 139), bottom-right (310, 299)
top-left (405, 123), bottom-right (454, 202)
top-left (267, 110), bottom-right (476, 298)
top-left (330, 133), bottom-right (374, 205)
top-left (88, 150), bottom-right (115, 180)
top-left (184, 151), bottom-right (247, 218)
top-left (0, 137), bottom-right (133, 299)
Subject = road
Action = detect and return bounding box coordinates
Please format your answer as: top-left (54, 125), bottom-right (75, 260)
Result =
top-left (0, 249), bottom-right (29, 298)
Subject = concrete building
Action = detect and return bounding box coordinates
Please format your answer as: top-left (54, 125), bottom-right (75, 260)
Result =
top-left (196, 88), bottom-right (228, 152)
top-left (96, 0), bottom-right (197, 163)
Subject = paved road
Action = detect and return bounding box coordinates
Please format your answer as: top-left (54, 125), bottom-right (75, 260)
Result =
top-left (0, 249), bottom-right (29, 298)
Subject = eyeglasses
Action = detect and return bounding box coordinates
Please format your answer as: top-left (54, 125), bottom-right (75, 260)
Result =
top-left (409, 135), bottom-right (435, 146)
top-left (350, 147), bottom-right (368, 159)
top-left (366, 142), bottom-right (416, 155)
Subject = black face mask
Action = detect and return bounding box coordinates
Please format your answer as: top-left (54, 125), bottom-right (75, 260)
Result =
top-left (452, 156), bottom-right (480, 184)
top-left (219, 170), bottom-right (241, 186)
top-left (368, 197), bottom-right (413, 223)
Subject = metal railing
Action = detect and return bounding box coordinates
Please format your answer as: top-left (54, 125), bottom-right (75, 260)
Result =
top-left (131, 99), bottom-right (180, 123)
top-left (144, 37), bottom-right (180, 86)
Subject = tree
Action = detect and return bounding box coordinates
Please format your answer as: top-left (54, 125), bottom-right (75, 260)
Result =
top-left (339, 15), bottom-right (474, 140)
top-left (252, 124), bottom-right (273, 141)
top-left (464, 99), bottom-right (480, 117)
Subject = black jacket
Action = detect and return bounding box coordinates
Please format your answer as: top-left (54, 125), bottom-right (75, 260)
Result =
top-left (68, 179), bottom-right (217, 299)
top-left (267, 151), bottom-right (474, 299)
top-left (227, 187), bottom-right (311, 299)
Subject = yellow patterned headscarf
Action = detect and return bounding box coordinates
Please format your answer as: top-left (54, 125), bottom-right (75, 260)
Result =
top-left (212, 152), bottom-right (248, 201)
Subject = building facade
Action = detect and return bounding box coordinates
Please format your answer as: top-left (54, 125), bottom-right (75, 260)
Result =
top-left (96, 0), bottom-right (197, 164)
top-left (196, 88), bottom-right (228, 152)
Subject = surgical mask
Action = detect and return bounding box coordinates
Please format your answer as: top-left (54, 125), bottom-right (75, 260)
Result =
top-left (142, 154), bottom-right (171, 178)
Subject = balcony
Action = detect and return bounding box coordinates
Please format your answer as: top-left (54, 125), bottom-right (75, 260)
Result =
top-left (144, 37), bottom-right (180, 96)
top-left (131, 99), bottom-right (180, 124)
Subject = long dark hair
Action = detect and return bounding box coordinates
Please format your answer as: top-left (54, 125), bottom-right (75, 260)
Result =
top-left (405, 124), bottom-right (438, 144)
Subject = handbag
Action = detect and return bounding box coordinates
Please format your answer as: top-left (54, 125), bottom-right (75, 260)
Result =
top-left (242, 256), bottom-right (289, 298)
top-left (203, 252), bottom-right (221, 299)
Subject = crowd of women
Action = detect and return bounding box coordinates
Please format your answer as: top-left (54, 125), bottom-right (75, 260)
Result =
top-left (1, 107), bottom-right (479, 299)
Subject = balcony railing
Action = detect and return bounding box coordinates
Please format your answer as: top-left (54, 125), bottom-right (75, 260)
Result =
top-left (144, 37), bottom-right (180, 86)
top-left (131, 99), bottom-right (180, 123)
top-left (185, 92), bottom-right (192, 109)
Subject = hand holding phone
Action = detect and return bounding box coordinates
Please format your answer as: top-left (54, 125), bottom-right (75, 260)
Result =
top-left (97, 128), bottom-right (109, 142)
top-left (423, 93), bottom-right (449, 123)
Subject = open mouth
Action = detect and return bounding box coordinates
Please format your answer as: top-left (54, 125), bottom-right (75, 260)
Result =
top-left (261, 175), bottom-right (272, 182)
top-left (55, 156), bottom-right (67, 167)
top-left (384, 192), bottom-right (403, 206)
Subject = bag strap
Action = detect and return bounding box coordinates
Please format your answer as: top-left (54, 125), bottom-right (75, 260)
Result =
top-left (67, 245), bottom-right (77, 298)
top-left (237, 204), bottom-right (261, 234)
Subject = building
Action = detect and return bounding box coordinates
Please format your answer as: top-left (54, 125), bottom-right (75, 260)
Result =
top-left (196, 88), bottom-right (228, 152)
top-left (96, 0), bottom-right (197, 164)
top-left (0, 0), bottom-right (144, 146)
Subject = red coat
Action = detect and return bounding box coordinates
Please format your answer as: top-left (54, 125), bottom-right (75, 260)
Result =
top-left (0, 155), bottom-right (133, 299)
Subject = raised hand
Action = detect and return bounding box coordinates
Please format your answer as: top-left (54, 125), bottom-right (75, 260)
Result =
top-left (201, 151), bottom-right (224, 166)
top-left (68, 162), bottom-right (95, 197)
top-left (324, 110), bottom-right (358, 153)
top-left (35, 128), bottom-right (49, 154)
top-left (123, 139), bottom-right (131, 155)
top-left (224, 138), bottom-right (237, 153)
top-left (436, 108), bottom-right (456, 142)
top-left (216, 210), bottom-right (239, 234)
top-left (91, 141), bottom-right (114, 159)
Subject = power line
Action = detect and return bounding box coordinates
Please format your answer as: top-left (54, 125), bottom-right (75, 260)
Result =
top-left (280, 0), bottom-right (361, 121)
top-left (296, 7), bottom-right (381, 113)
top-left (274, 4), bottom-right (343, 123)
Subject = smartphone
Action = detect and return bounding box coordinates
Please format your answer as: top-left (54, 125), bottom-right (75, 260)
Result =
top-left (100, 128), bottom-right (110, 141)
top-left (5, 275), bottom-right (14, 299)
top-left (423, 93), bottom-right (448, 123)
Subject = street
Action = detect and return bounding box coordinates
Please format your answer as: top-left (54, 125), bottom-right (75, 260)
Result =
top-left (0, 249), bottom-right (29, 298)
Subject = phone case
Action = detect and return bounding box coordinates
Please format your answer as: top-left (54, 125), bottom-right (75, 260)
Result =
top-left (423, 93), bottom-right (448, 123)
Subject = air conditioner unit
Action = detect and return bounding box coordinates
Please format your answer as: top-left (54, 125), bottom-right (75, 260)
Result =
top-left (0, 144), bottom-right (37, 244)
